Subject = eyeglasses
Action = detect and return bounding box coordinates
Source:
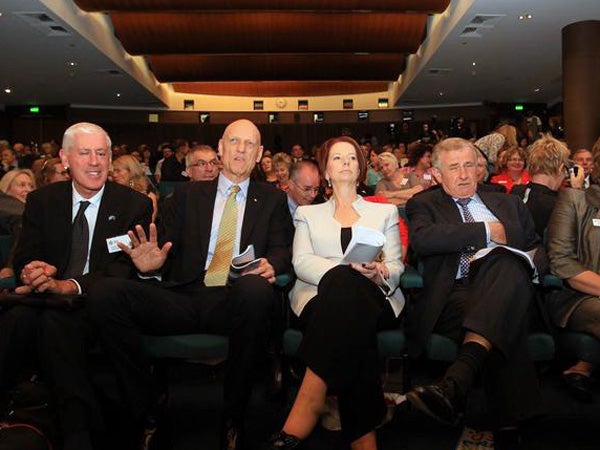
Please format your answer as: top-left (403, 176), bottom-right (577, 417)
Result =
top-left (291, 180), bottom-right (320, 195)
top-left (188, 159), bottom-right (218, 169)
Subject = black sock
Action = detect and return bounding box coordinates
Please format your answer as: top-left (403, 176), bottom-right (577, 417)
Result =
top-left (445, 341), bottom-right (489, 396)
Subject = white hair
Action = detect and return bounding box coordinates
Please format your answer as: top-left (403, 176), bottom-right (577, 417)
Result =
top-left (62, 122), bottom-right (111, 154)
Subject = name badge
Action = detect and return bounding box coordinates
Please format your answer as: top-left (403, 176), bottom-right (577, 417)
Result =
top-left (106, 234), bottom-right (132, 253)
top-left (593, 219), bottom-right (600, 227)
top-left (423, 173), bottom-right (432, 180)
top-left (400, 177), bottom-right (409, 186)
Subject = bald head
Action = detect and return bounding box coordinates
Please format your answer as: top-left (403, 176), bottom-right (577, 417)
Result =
top-left (218, 119), bottom-right (263, 183)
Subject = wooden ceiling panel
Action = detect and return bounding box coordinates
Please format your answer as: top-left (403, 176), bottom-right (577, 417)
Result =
top-left (150, 54), bottom-right (405, 82)
top-left (75, 0), bottom-right (450, 13)
top-left (112, 12), bottom-right (426, 55)
top-left (172, 81), bottom-right (390, 97)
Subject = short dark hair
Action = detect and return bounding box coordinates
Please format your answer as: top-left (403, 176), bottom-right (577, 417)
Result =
top-left (316, 136), bottom-right (367, 183)
top-left (407, 142), bottom-right (433, 167)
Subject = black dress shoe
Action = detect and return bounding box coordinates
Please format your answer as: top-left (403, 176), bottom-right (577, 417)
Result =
top-left (262, 431), bottom-right (302, 450)
top-left (221, 419), bottom-right (244, 450)
top-left (563, 372), bottom-right (593, 402)
top-left (406, 378), bottom-right (464, 426)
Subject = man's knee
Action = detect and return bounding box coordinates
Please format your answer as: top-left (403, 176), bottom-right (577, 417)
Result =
top-left (230, 274), bottom-right (274, 318)
top-left (87, 278), bottom-right (134, 320)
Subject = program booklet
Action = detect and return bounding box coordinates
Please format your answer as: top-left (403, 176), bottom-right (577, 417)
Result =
top-left (341, 226), bottom-right (386, 264)
top-left (228, 244), bottom-right (261, 284)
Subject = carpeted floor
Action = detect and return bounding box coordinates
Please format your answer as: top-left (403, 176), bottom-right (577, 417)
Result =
top-left (121, 358), bottom-right (600, 450)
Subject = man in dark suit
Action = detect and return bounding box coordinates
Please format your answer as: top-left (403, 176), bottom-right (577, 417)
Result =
top-left (0, 122), bottom-right (153, 450)
top-left (87, 119), bottom-right (293, 450)
top-left (405, 138), bottom-right (543, 444)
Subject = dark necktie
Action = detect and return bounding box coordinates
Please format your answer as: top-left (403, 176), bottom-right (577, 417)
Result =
top-left (456, 198), bottom-right (476, 278)
top-left (64, 200), bottom-right (91, 279)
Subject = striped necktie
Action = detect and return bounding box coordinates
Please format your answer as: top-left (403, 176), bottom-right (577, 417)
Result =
top-left (204, 185), bottom-right (241, 286)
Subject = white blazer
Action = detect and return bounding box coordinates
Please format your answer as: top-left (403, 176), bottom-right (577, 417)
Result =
top-left (290, 196), bottom-right (405, 317)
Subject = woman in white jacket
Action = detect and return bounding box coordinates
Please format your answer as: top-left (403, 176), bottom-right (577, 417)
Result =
top-left (266, 136), bottom-right (405, 450)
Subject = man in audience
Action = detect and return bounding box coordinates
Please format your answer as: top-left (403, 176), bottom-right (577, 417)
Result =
top-left (290, 143), bottom-right (307, 163)
top-left (186, 144), bottom-right (219, 181)
top-left (87, 119), bottom-right (293, 450)
top-left (573, 148), bottom-right (593, 188)
top-left (161, 139), bottom-right (189, 182)
top-left (286, 160), bottom-right (321, 216)
top-left (0, 147), bottom-right (18, 179)
top-left (0, 122), bottom-right (153, 450)
top-left (406, 138), bottom-right (544, 448)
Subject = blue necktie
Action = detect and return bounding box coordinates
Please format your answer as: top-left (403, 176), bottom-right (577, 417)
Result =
top-left (456, 198), bottom-right (476, 278)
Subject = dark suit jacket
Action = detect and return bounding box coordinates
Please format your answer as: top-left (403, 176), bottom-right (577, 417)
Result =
top-left (160, 178), bottom-right (293, 285)
top-left (14, 181), bottom-right (153, 293)
top-left (405, 187), bottom-right (540, 356)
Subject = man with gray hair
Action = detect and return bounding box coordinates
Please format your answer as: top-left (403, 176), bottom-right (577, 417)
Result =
top-left (0, 122), bottom-right (152, 450)
top-left (185, 144), bottom-right (219, 181)
top-left (405, 138), bottom-right (544, 446)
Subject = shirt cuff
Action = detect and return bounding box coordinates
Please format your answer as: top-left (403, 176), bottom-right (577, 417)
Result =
top-left (484, 222), bottom-right (491, 244)
top-left (68, 279), bottom-right (83, 295)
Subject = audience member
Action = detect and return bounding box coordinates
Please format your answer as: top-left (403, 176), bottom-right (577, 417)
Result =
top-left (375, 152), bottom-right (424, 206)
top-left (0, 122), bottom-right (153, 450)
top-left (573, 148), bottom-right (593, 188)
top-left (112, 154), bottom-right (158, 222)
top-left (291, 144), bottom-right (307, 163)
top-left (402, 143), bottom-right (435, 190)
top-left (0, 169), bottom-right (35, 204)
top-left (475, 123), bottom-right (518, 167)
top-left (260, 154), bottom-right (278, 185)
top-left (35, 157), bottom-right (70, 188)
top-left (366, 146), bottom-right (383, 187)
top-left (161, 139), bottom-right (189, 182)
top-left (0, 148), bottom-right (18, 179)
top-left (273, 152), bottom-right (292, 191)
top-left (87, 119), bottom-right (292, 450)
top-left (153, 144), bottom-right (173, 184)
top-left (185, 145), bottom-right (219, 181)
top-left (547, 148), bottom-right (600, 402)
top-left (405, 138), bottom-right (544, 443)
top-left (490, 146), bottom-right (531, 193)
top-left (266, 136), bottom-right (404, 450)
top-left (286, 160), bottom-right (321, 216)
top-left (512, 135), bottom-right (579, 238)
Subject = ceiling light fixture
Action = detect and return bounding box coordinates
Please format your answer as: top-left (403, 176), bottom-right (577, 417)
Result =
top-left (519, 13), bottom-right (533, 20)
top-left (439, 92), bottom-right (444, 96)
top-left (534, 88), bottom-right (540, 92)
top-left (67, 61), bottom-right (77, 67)
top-left (116, 93), bottom-right (121, 97)
top-left (472, 62), bottom-right (477, 66)
top-left (4, 88), bottom-right (11, 94)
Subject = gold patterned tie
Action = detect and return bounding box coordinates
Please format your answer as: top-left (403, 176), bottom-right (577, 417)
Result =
top-left (204, 185), bottom-right (241, 286)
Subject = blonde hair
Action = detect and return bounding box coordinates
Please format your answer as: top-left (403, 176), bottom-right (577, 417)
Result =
top-left (527, 135), bottom-right (570, 176)
top-left (272, 152), bottom-right (292, 171)
top-left (496, 124), bottom-right (518, 148)
top-left (0, 169), bottom-right (36, 195)
top-left (378, 151), bottom-right (399, 169)
top-left (112, 155), bottom-right (149, 193)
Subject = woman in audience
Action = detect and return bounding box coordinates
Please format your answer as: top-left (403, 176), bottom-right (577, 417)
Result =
top-left (266, 136), bottom-right (404, 450)
top-left (490, 146), bottom-right (531, 193)
top-left (401, 143), bottom-right (435, 190)
top-left (0, 169), bottom-right (36, 204)
top-left (366, 147), bottom-right (383, 187)
top-left (375, 152), bottom-right (424, 206)
top-left (260, 154), bottom-right (278, 185)
top-left (35, 157), bottom-right (70, 187)
top-left (0, 170), bottom-right (35, 279)
top-left (272, 152), bottom-right (292, 191)
top-left (475, 123), bottom-right (519, 169)
top-left (111, 155), bottom-right (158, 222)
top-left (547, 149), bottom-right (600, 402)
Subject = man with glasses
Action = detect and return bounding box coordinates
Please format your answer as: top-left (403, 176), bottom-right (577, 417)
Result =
top-left (185, 144), bottom-right (220, 181)
top-left (286, 160), bottom-right (321, 216)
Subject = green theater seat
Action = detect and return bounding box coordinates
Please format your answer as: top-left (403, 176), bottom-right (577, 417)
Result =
top-left (557, 332), bottom-right (600, 365)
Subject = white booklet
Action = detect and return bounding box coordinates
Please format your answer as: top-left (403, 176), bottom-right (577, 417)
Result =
top-left (228, 244), bottom-right (261, 283)
top-left (341, 226), bottom-right (386, 264)
top-left (472, 245), bottom-right (539, 283)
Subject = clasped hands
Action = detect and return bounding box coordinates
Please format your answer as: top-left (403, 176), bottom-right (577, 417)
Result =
top-left (349, 261), bottom-right (389, 286)
top-left (120, 224), bottom-right (276, 284)
top-left (17, 261), bottom-right (77, 295)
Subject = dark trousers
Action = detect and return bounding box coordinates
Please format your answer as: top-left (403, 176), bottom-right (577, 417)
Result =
top-left (433, 251), bottom-right (542, 424)
top-left (87, 275), bottom-right (275, 423)
top-left (297, 266), bottom-right (399, 443)
top-left (39, 308), bottom-right (104, 433)
top-left (0, 305), bottom-right (41, 388)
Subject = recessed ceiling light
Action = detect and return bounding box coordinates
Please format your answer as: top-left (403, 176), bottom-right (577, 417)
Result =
top-left (67, 61), bottom-right (77, 67)
top-left (534, 88), bottom-right (540, 92)
top-left (472, 62), bottom-right (477, 66)
top-left (4, 88), bottom-right (11, 94)
top-left (439, 92), bottom-right (444, 96)
top-left (519, 13), bottom-right (533, 20)
top-left (116, 93), bottom-right (121, 97)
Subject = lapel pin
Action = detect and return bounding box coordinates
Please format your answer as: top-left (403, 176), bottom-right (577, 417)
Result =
top-left (108, 215), bottom-right (116, 221)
